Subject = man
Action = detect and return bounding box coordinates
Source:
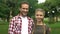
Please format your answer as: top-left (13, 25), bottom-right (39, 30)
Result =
top-left (8, 1), bottom-right (34, 34)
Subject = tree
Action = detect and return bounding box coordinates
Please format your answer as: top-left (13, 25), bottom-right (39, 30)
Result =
top-left (0, 0), bottom-right (38, 22)
top-left (44, 0), bottom-right (60, 23)
top-left (0, 0), bottom-right (10, 21)
top-left (34, 0), bottom-right (60, 23)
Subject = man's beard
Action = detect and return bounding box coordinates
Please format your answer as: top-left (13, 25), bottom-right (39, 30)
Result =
top-left (22, 13), bottom-right (28, 17)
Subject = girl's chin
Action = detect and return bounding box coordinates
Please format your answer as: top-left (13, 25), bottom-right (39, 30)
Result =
top-left (37, 20), bottom-right (41, 22)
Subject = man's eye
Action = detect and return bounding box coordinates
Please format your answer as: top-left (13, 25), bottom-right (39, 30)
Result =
top-left (23, 8), bottom-right (28, 10)
top-left (26, 8), bottom-right (28, 10)
top-left (23, 8), bottom-right (25, 9)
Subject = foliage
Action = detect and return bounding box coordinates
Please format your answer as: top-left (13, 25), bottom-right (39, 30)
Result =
top-left (0, 0), bottom-right (38, 21)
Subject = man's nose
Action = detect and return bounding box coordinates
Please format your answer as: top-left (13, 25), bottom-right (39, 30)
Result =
top-left (24, 9), bottom-right (27, 11)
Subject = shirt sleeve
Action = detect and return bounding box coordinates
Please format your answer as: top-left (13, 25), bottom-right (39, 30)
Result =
top-left (31, 20), bottom-right (35, 34)
top-left (31, 19), bottom-right (35, 34)
top-left (8, 19), bottom-right (15, 34)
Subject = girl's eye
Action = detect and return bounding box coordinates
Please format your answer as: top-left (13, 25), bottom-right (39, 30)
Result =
top-left (36, 14), bottom-right (43, 16)
top-left (40, 15), bottom-right (43, 16)
top-left (36, 14), bottom-right (39, 16)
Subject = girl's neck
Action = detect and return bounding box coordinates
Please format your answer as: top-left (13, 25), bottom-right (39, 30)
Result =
top-left (37, 21), bottom-right (44, 25)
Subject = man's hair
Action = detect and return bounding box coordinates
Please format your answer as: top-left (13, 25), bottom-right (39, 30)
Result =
top-left (35, 8), bottom-right (45, 16)
top-left (20, 1), bottom-right (29, 8)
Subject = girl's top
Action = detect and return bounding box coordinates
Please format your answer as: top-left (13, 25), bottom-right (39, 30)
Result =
top-left (33, 24), bottom-right (50, 34)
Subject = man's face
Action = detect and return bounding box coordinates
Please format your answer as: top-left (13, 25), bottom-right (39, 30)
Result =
top-left (35, 11), bottom-right (44, 22)
top-left (19, 4), bottom-right (29, 16)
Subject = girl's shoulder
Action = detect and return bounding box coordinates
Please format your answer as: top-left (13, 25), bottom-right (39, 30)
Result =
top-left (43, 23), bottom-right (50, 28)
top-left (44, 23), bottom-right (49, 26)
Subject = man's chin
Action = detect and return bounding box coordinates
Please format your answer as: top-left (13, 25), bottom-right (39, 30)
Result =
top-left (23, 14), bottom-right (27, 17)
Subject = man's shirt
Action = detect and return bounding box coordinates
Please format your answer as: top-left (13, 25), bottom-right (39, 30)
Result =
top-left (21, 16), bottom-right (28, 34)
top-left (8, 15), bottom-right (34, 34)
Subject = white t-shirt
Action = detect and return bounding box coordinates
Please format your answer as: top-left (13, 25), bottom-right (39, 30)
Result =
top-left (21, 16), bottom-right (28, 34)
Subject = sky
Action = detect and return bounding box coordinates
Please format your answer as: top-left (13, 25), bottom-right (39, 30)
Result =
top-left (38, 0), bottom-right (46, 4)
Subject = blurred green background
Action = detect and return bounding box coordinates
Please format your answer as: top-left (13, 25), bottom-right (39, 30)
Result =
top-left (0, 0), bottom-right (60, 34)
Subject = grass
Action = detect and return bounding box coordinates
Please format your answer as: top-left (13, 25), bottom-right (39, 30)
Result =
top-left (0, 20), bottom-right (60, 34)
top-left (0, 21), bottom-right (9, 34)
top-left (49, 22), bottom-right (60, 34)
top-left (0, 25), bottom-right (8, 34)
top-left (44, 18), bottom-right (60, 34)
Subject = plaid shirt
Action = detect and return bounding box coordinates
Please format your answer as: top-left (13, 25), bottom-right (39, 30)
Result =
top-left (8, 15), bottom-right (34, 34)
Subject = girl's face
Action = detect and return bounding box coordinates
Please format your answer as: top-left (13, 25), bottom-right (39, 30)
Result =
top-left (35, 11), bottom-right (44, 22)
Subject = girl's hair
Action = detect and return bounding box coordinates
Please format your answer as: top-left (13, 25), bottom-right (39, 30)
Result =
top-left (34, 8), bottom-right (45, 26)
top-left (35, 8), bottom-right (45, 16)
top-left (33, 8), bottom-right (46, 34)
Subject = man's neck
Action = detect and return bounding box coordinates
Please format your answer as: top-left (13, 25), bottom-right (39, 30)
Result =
top-left (19, 13), bottom-right (27, 17)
